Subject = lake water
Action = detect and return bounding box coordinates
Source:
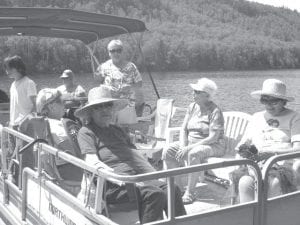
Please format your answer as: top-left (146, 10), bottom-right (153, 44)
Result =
top-left (1, 69), bottom-right (300, 116)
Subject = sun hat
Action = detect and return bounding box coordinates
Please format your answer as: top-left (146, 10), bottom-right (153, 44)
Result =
top-left (189, 78), bottom-right (218, 97)
top-left (251, 79), bottom-right (294, 102)
top-left (60, 69), bottom-right (74, 79)
top-left (74, 86), bottom-right (128, 118)
top-left (36, 88), bottom-right (61, 113)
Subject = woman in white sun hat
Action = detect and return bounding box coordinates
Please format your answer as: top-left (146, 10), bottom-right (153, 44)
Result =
top-left (163, 77), bottom-right (225, 204)
top-left (237, 79), bottom-right (300, 203)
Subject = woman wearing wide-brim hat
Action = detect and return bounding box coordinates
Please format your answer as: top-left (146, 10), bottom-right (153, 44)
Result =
top-left (237, 79), bottom-right (300, 203)
top-left (162, 78), bottom-right (226, 204)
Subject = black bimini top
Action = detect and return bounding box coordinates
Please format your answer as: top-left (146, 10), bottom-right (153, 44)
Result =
top-left (0, 7), bottom-right (147, 44)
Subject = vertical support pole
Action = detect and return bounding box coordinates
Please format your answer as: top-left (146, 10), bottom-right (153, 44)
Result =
top-left (167, 176), bottom-right (175, 221)
top-left (37, 144), bottom-right (42, 177)
top-left (1, 130), bottom-right (9, 204)
top-left (21, 169), bottom-right (28, 220)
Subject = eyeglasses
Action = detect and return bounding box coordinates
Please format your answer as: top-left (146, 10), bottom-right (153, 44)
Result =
top-left (260, 97), bottom-right (282, 105)
top-left (109, 48), bottom-right (122, 54)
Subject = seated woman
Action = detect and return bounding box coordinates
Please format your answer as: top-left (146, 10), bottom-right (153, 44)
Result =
top-left (20, 88), bottom-right (83, 193)
top-left (74, 86), bottom-right (186, 224)
top-left (237, 79), bottom-right (300, 203)
top-left (162, 78), bottom-right (225, 204)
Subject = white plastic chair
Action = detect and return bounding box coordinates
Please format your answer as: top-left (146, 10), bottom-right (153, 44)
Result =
top-left (165, 111), bottom-right (252, 180)
top-left (206, 111), bottom-right (252, 180)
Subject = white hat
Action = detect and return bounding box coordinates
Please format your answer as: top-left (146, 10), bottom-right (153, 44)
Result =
top-left (74, 86), bottom-right (127, 118)
top-left (189, 78), bottom-right (218, 97)
top-left (251, 79), bottom-right (294, 102)
top-left (36, 88), bottom-right (61, 113)
top-left (60, 69), bottom-right (74, 79)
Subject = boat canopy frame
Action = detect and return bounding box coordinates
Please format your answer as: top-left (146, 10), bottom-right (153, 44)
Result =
top-left (0, 7), bottom-right (147, 44)
top-left (0, 7), bottom-right (162, 97)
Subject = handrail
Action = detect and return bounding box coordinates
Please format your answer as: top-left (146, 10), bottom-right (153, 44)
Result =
top-left (2, 126), bottom-right (263, 225)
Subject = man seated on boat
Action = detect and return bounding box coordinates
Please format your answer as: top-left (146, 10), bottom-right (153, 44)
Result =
top-left (19, 88), bottom-right (83, 189)
top-left (162, 78), bottom-right (225, 204)
top-left (236, 79), bottom-right (300, 203)
top-left (74, 86), bottom-right (186, 223)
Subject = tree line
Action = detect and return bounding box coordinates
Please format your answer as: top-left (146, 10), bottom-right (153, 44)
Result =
top-left (0, 0), bottom-right (300, 76)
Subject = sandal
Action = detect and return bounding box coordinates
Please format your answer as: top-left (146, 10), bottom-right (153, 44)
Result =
top-left (182, 192), bottom-right (194, 205)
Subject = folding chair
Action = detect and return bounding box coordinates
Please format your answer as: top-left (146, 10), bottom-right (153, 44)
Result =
top-left (135, 99), bottom-right (175, 168)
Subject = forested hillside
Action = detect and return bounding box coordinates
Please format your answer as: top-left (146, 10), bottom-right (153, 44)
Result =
top-left (0, 0), bottom-right (300, 75)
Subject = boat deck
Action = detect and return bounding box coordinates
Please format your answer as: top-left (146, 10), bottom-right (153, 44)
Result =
top-left (109, 179), bottom-right (231, 225)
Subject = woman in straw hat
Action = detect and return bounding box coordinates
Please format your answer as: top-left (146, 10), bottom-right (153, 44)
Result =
top-left (162, 78), bottom-right (225, 204)
top-left (75, 86), bottom-right (186, 223)
top-left (237, 79), bottom-right (300, 203)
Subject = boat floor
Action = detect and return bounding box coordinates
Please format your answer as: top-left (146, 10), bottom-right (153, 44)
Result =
top-left (110, 180), bottom-right (231, 225)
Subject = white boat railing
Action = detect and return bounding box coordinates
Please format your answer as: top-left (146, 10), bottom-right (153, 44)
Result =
top-left (3, 126), bottom-right (300, 225)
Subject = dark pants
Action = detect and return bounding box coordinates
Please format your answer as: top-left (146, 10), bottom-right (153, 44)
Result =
top-left (106, 180), bottom-right (186, 224)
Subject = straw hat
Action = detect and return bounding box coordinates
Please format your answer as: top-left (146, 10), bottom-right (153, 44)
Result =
top-left (251, 79), bottom-right (294, 102)
top-left (74, 86), bottom-right (127, 118)
top-left (189, 78), bottom-right (218, 97)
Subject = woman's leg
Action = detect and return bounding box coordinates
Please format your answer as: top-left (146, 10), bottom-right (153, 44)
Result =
top-left (292, 160), bottom-right (300, 188)
top-left (184, 148), bottom-right (204, 199)
top-left (162, 142), bottom-right (185, 190)
top-left (268, 176), bottom-right (281, 198)
top-left (239, 175), bottom-right (255, 203)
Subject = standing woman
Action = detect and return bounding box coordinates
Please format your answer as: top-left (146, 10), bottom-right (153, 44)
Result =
top-left (94, 39), bottom-right (144, 120)
top-left (163, 78), bottom-right (225, 204)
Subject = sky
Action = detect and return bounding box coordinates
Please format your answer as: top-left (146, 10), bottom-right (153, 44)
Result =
top-left (247, 0), bottom-right (300, 12)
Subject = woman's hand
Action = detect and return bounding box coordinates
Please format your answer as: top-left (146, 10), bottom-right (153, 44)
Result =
top-left (175, 146), bottom-right (190, 161)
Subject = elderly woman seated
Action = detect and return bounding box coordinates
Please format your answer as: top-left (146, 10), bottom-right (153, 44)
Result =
top-left (19, 88), bottom-right (82, 189)
top-left (162, 78), bottom-right (225, 204)
top-left (74, 86), bottom-right (186, 224)
top-left (237, 79), bottom-right (300, 203)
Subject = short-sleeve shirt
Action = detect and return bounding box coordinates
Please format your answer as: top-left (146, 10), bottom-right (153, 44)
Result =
top-left (57, 84), bottom-right (86, 108)
top-left (186, 102), bottom-right (224, 142)
top-left (241, 109), bottom-right (300, 152)
top-left (10, 76), bottom-right (37, 126)
top-left (57, 84), bottom-right (86, 97)
top-left (95, 60), bottom-right (143, 102)
top-left (77, 124), bottom-right (155, 175)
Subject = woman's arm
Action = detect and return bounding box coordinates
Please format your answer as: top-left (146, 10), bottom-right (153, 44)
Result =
top-left (261, 142), bottom-right (300, 155)
top-left (179, 111), bottom-right (189, 147)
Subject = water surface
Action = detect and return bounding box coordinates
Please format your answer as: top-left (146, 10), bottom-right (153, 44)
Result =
top-left (1, 69), bottom-right (300, 115)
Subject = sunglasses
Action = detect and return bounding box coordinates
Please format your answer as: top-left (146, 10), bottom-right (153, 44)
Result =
top-left (260, 97), bottom-right (282, 105)
top-left (109, 48), bottom-right (122, 54)
top-left (194, 90), bottom-right (207, 95)
top-left (93, 102), bottom-right (114, 110)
